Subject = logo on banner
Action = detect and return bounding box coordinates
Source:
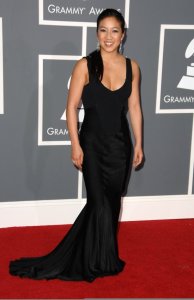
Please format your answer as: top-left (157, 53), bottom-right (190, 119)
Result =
top-left (60, 75), bottom-right (84, 123)
top-left (177, 38), bottom-right (194, 90)
top-left (38, 55), bottom-right (84, 145)
top-left (156, 25), bottom-right (194, 113)
top-left (39, 0), bottom-right (130, 27)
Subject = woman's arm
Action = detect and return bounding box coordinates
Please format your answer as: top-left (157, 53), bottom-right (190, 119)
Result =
top-left (128, 59), bottom-right (144, 168)
top-left (66, 58), bottom-right (88, 170)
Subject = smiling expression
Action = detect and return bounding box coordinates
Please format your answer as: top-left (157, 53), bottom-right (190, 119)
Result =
top-left (97, 16), bottom-right (125, 53)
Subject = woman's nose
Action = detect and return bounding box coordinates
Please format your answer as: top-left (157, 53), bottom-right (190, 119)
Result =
top-left (106, 30), bottom-right (112, 39)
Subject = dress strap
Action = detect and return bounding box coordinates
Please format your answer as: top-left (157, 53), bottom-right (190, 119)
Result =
top-left (126, 57), bottom-right (132, 82)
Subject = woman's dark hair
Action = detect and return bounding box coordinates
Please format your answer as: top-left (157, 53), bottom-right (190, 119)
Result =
top-left (88, 8), bottom-right (126, 81)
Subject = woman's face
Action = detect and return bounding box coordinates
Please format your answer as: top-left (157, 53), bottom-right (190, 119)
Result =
top-left (97, 16), bottom-right (124, 53)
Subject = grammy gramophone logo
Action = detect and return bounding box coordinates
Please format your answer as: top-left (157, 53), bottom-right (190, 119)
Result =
top-left (177, 38), bottom-right (194, 91)
top-left (60, 75), bottom-right (84, 123)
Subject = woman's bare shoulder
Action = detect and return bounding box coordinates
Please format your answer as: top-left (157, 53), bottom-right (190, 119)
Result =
top-left (131, 59), bottom-right (140, 70)
top-left (71, 57), bottom-right (88, 85)
top-left (72, 57), bottom-right (88, 73)
top-left (130, 58), bottom-right (140, 80)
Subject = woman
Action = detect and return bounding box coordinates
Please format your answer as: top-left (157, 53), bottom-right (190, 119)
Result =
top-left (9, 8), bottom-right (143, 283)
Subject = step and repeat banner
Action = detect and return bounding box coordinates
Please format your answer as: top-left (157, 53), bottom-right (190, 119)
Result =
top-left (0, 0), bottom-right (193, 204)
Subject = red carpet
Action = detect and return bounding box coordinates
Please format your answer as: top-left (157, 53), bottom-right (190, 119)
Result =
top-left (0, 219), bottom-right (194, 298)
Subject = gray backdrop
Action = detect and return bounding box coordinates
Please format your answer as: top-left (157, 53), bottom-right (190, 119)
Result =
top-left (0, 0), bottom-right (193, 203)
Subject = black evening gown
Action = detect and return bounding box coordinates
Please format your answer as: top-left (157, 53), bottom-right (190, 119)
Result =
top-left (9, 55), bottom-right (132, 283)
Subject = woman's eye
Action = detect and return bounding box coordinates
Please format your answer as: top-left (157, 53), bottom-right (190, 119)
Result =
top-left (100, 29), bottom-right (106, 32)
top-left (113, 30), bottom-right (119, 33)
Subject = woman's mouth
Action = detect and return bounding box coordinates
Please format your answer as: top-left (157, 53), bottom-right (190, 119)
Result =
top-left (104, 42), bottom-right (113, 47)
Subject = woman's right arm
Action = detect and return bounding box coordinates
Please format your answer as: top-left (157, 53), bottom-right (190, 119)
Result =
top-left (66, 58), bottom-right (88, 171)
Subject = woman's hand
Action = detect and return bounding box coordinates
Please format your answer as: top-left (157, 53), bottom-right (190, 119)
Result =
top-left (133, 145), bottom-right (144, 169)
top-left (71, 144), bottom-right (84, 171)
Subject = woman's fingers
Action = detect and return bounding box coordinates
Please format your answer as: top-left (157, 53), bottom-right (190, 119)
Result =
top-left (71, 144), bottom-right (84, 170)
top-left (72, 155), bottom-right (83, 170)
top-left (133, 149), bottom-right (143, 168)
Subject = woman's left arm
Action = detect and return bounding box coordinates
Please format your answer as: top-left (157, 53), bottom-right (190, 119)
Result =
top-left (128, 59), bottom-right (144, 169)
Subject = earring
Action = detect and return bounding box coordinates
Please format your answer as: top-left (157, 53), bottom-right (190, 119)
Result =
top-left (119, 41), bottom-right (123, 54)
top-left (96, 40), bottom-right (100, 51)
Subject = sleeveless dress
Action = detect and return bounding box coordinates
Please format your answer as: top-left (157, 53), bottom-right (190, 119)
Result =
top-left (9, 55), bottom-right (132, 283)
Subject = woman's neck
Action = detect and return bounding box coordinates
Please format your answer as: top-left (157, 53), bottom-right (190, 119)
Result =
top-left (100, 50), bottom-right (121, 63)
